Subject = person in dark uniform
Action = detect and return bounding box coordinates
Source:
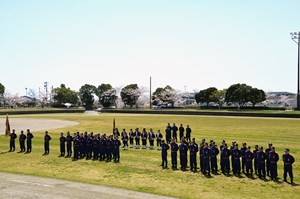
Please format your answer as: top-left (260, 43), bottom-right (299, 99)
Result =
top-left (282, 148), bottom-right (295, 184)
top-left (156, 130), bottom-right (163, 150)
top-left (265, 143), bottom-right (272, 177)
top-left (113, 128), bottom-right (120, 139)
top-left (141, 128), bottom-right (148, 149)
top-left (231, 144), bottom-right (241, 176)
top-left (269, 146), bottom-right (279, 181)
top-left (121, 129), bottom-right (128, 150)
top-left (99, 135), bottom-right (107, 161)
top-left (179, 140), bottom-right (188, 171)
top-left (73, 135), bottom-right (79, 161)
top-left (189, 142), bottom-right (197, 172)
top-left (161, 140), bottom-right (170, 169)
top-left (170, 139), bottom-right (179, 169)
top-left (113, 136), bottom-right (121, 162)
top-left (9, 129), bottom-right (17, 152)
top-left (240, 143), bottom-right (247, 174)
top-left (43, 131), bottom-right (51, 155)
top-left (199, 142), bottom-right (204, 173)
top-left (185, 125), bottom-right (191, 143)
top-left (92, 136), bottom-right (99, 160)
top-left (86, 134), bottom-right (93, 160)
top-left (221, 144), bottom-right (231, 175)
top-left (135, 128), bottom-right (141, 149)
top-left (59, 132), bottom-right (67, 157)
top-left (220, 140), bottom-right (226, 172)
top-left (244, 146), bottom-right (254, 176)
top-left (210, 141), bottom-right (219, 174)
top-left (66, 132), bottom-right (73, 158)
top-left (106, 135), bottom-right (113, 162)
top-left (179, 124), bottom-right (184, 141)
top-left (129, 129), bottom-right (134, 148)
top-left (172, 123), bottom-right (178, 142)
top-left (192, 138), bottom-right (199, 169)
top-left (19, 130), bottom-right (26, 152)
top-left (25, 129), bottom-right (33, 153)
top-left (165, 124), bottom-right (171, 144)
top-left (253, 145), bottom-right (259, 175)
top-left (256, 146), bottom-right (266, 179)
top-left (148, 128), bottom-right (155, 150)
top-left (202, 143), bottom-right (210, 176)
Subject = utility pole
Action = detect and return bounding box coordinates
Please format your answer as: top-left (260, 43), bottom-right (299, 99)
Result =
top-left (290, 31), bottom-right (300, 110)
top-left (150, 76), bottom-right (152, 110)
top-left (25, 88), bottom-right (27, 97)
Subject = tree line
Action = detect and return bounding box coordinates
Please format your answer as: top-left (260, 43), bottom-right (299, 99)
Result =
top-left (0, 82), bottom-right (266, 109)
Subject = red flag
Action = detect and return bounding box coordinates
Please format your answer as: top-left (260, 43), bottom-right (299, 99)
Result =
top-left (5, 115), bottom-right (10, 137)
top-left (113, 118), bottom-right (116, 133)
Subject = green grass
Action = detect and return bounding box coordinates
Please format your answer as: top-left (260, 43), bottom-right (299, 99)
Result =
top-left (0, 113), bottom-right (299, 199)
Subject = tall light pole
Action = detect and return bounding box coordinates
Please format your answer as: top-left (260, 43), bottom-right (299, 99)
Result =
top-left (290, 31), bottom-right (300, 110)
top-left (25, 88), bottom-right (27, 97)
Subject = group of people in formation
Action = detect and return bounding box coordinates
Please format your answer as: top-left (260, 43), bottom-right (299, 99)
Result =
top-left (112, 123), bottom-right (192, 150)
top-left (161, 137), bottom-right (295, 184)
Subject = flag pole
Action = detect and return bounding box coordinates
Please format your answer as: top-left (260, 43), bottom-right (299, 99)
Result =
top-left (113, 118), bottom-right (116, 133)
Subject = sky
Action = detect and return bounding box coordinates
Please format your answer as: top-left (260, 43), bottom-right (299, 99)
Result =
top-left (0, 0), bottom-right (300, 95)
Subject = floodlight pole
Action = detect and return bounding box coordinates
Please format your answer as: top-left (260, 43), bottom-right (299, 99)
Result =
top-left (290, 31), bottom-right (300, 110)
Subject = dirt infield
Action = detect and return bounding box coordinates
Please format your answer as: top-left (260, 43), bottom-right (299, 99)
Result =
top-left (0, 118), bottom-right (79, 135)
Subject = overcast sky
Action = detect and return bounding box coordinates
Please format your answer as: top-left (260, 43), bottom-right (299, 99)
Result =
top-left (1, 0), bottom-right (299, 95)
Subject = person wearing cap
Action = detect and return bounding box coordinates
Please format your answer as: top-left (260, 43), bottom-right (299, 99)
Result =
top-left (59, 132), bottom-right (66, 157)
top-left (221, 143), bottom-right (231, 175)
top-left (189, 141), bottom-right (197, 172)
top-left (141, 128), bottom-right (148, 149)
top-left (170, 139), bottom-right (179, 169)
top-left (179, 124), bottom-right (185, 141)
top-left (172, 123), bottom-right (178, 142)
top-left (19, 130), bottom-right (26, 153)
top-left (282, 148), bottom-right (295, 184)
top-left (179, 140), bottom-right (188, 171)
top-left (265, 143), bottom-right (273, 177)
top-left (192, 138), bottom-right (199, 168)
top-left (26, 129), bottom-right (33, 153)
top-left (73, 134), bottom-right (79, 161)
top-left (185, 125), bottom-right (192, 143)
top-left (202, 142), bottom-right (211, 176)
top-left (113, 136), bottom-right (121, 162)
top-left (161, 140), bottom-right (170, 169)
top-left (129, 129), bottom-right (135, 148)
top-left (231, 144), bottom-right (241, 176)
top-left (253, 145), bottom-right (259, 175)
top-left (106, 135), bottom-right (113, 162)
top-left (268, 146), bottom-right (279, 181)
top-left (210, 141), bottom-right (219, 174)
top-left (43, 131), bottom-right (51, 155)
top-left (66, 132), bottom-right (73, 158)
top-left (256, 146), bottom-right (267, 179)
top-left (86, 134), bottom-right (93, 160)
top-left (220, 140), bottom-right (226, 172)
top-left (240, 143), bottom-right (247, 174)
top-left (244, 146), bottom-right (254, 176)
top-left (135, 128), bottom-right (141, 149)
top-left (199, 142), bottom-right (204, 173)
top-left (9, 129), bottom-right (17, 152)
top-left (148, 128), bottom-right (155, 150)
top-left (156, 130), bottom-right (163, 150)
top-left (165, 124), bottom-right (172, 144)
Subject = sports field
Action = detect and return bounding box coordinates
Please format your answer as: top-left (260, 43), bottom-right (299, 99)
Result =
top-left (0, 113), bottom-right (299, 199)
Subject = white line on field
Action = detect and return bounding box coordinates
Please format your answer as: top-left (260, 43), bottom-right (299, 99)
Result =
top-left (9, 179), bottom-right (54, 188)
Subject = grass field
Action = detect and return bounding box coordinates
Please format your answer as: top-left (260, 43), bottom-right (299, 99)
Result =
top-left (0, 113), bottom-right (299, 199)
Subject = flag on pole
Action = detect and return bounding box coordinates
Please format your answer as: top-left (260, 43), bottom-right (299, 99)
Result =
top-left (113, 118), bottom-right (116, 133)
top-left (5, 114), bottom-right (10, 137)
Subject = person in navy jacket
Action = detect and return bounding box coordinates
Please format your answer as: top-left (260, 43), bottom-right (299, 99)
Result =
top-left (161, 140), bottom-right (170, 169)
top-left (170, 139), bottom-right (179, 169)
top-left (59, 132), bottom-right (67, 157)
top-left (9, 129), bottom-right (17, 152)
top-left (221, 144), bottom-right (231, 175)
top-left (244, 146), bottom-right (254, 176)
top-left (43, 131), bottom-right (51, 155)
top-left (210, 141), bottom-right (219, 174)
top-left (231, 144), bottom-right (241, 176)
top-left (269, 146), bottom-right (279, 181)
top-left (256, 146), bottom-right (267, 179)
top-left (283, 148), bottom-right (295, 184)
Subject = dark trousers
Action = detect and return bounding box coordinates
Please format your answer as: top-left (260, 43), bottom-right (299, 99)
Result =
top-left (149, 140), bottom-right (154, 147)
top-left (74, 146), bottom-right (79, 160)
top-left (270, 163), bottom-right (277, 180)
top-left (180, 155), bottom-right (187, 169)
top-left (129, 138), bottom-right (134, 145)
top-left (93, 148), bottom-right (98, 159)
top-left (10, 140), bottom-right (15, 151)
top-left (284, 165), bottom-right (293, 182)
top-left (232, 159), bottom-right (241, 175)
top-left (200, 156), bottom-right (203, 172)
top-left (266, 160), bottom-right (270, 176)
top-left (60, 143), bottom-right (65, 156)
top-left (242, 157), bottom-right (246, 172)
top-left (246, 161), bottom-right (253, 175)
top-left (254, 159), bottom-right (258, 174)
top-left (100, 148), bottom-right (105, 160)
top-left (171, 152), bottom-right (177, 168)
top-left (106, 149), bottom-right (112, 161)
top-left (26, 140), bottom-right (32, 152)
top-left (190, 155), bottom-right (197, 171)
top-left (135, 138), bottom-right (140, 146)
top-left (211, 157), bottom-right (218, 172)
top-left (86, 146), bottom-right (92, 159)
top-left (222, 158), bottom-right (230, 174)
top-left (67, 143), bottom-right (72, 156)
top-left (20, 141), bottom-right (26, 152)
top-left (186, 135), bottom-right (191, 143)
top-left (162, 154), bottom-right (168, 167)
top-left (172, 133), bottom-right (177, 142)
top-left (142, 139), bottom-right (147, 146)
top-left (44, 142), bottom-right (50, 154)
top-left (179, 133), bottom-right (184, 141)
top-left (123, 141), bottom-right (128, 148)
top-left (114, 150), bottom-right (120, 162)
top-left (156, 140), bottom-right (161, 147)
top-left (203, 158), bottom-right (210, 175)
top-left (258, 162), bottom-right (266, 178)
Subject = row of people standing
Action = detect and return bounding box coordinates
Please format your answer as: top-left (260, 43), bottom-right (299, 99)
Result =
top-left (112, 123), bottom-right (192, 150)
top-left (9, 129), bottom-right (34, 153)
top-left (161, 138), bottom-right (295, 184)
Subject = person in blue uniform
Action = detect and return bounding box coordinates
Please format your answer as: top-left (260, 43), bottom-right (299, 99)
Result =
top-left (199, 143), bottom-right (204, 173)
top-left (19, 130), bottom-right (26, 153)
top-left (86, 134), bottom-right (93, 160)
top-left (269, 146), bottom-right (279, 181)
top-left (172, 123), bottom-right (178, 142)
top-left (141, 128), bottom-right (148, 149)
top-left (240, 143), bottom-right (247, 174)
top-left (179, 140), bottom-right (188, 171)
top-left (59, 132), bottom-right (67, 157)
top-left (165, 124), bottom-right (172, 144)
top-left (189, 142), bottom-right (197, 172)
top-left (192, 138), bottom-right (199, 169)
top-left (231, 144), bottom-right (241, 176)
top-left (179, 124), bottom-right (184, 141)
top-left (282, 148), bottom-right (295, 184)
top-left (253, 145), bottom-right (259, 175)
top-left (170, 139), bottom-right (179, 169)
top-left (73, 135), bottom-right (79, 161)
top-left (99, 135), bottom-right (106, 161)
top-left (9, 129), bottom-right (17, 152)
top-left (121, 129), bottom-right (129, 150)
top-left (244, 146), bottom-right (254, 176)
top-left (256, 146), bottom-right (266, 179)
top-left (113, 136), bottom-right (121, 162)
top-left (265, 143), bottom-right (272, 177)
top-left (43, 131), bottom-right (51, 155)
top-left (202, 143), bottom-right (210, 176)
top-left (92, 136), bottom-right (99, 160)
top-left (210, 141), bottom-right (219, 174)
top-left (106, 135), bottom-right (113, 162)
top-left (221, 144), bottom-right (231, 175)
top-left (156, 130), bottom-right (163, 150)
top-left (66, 132), bottom-right (73, 158)
top-left (185, 125), bottom-right (191, 143)
top-left (129, 129), bottom-right (135, 148)
top-left (135, 128), bottom-right (141, 149)
top-left (161, 140), bottom-right (170, 168)
top-left (220, 140), bottom-right (226, 172)
top-left (25, 129), bottom-right (33, 153)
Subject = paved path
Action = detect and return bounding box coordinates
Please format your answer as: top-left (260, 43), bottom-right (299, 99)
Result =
top-left (0, 172), bottom-right (175, 199)
top-left (0, 118), bottom-right (79, 135)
